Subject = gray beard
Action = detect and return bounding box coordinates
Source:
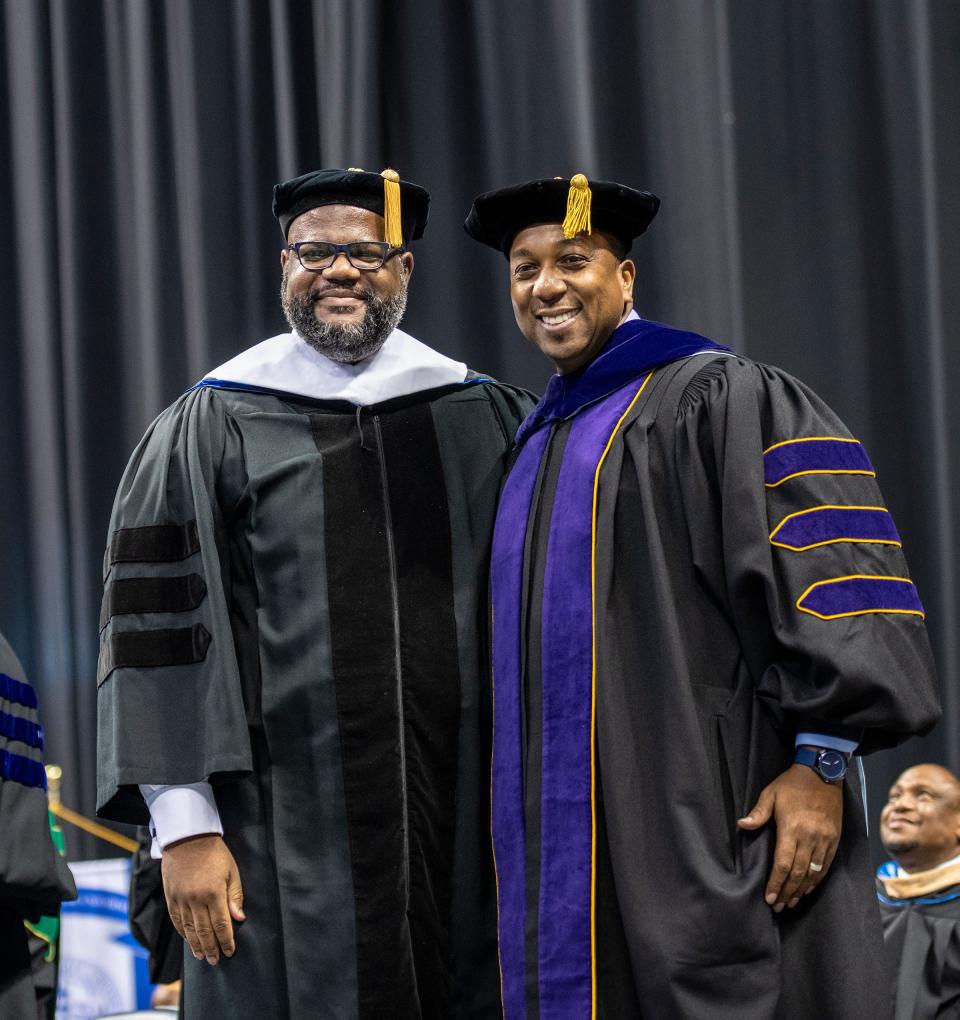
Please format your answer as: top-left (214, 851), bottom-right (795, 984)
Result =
top-left (281, 272), bottom-right (408, 364)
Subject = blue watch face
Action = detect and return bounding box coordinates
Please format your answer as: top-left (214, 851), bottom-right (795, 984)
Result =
top-left (817, 749), bottom-right (847, 782)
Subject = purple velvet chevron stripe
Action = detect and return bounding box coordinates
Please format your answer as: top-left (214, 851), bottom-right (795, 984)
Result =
top-left (771, 507), bottom-right (900, 550)
top-left (0, 672), bottom-right (38, 709)
top-left (763, 438), bottom-right (874, 486)
top-left (0, 710), bottom-right (44, 749)
top-left (536, 379), bottom-right (644, 1019)
top-left (491, 424), bottom-right (551, 1020)
top-left (798, 576), bottom-right (924, 620)
top-left (0, 748), bottom-right (46, 789)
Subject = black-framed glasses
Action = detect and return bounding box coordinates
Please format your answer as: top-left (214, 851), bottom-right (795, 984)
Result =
top-left (286, 240), bottom-right (403, 272)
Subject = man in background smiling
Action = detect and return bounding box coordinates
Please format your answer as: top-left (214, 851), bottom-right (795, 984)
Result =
top-left (878, 764), bottom-right (960, 1018)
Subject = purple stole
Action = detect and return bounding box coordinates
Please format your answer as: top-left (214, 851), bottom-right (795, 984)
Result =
top-left (491, 373), bottom-right (652, 1020)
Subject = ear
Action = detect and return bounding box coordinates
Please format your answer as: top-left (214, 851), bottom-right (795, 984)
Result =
top-left (400, 250), bottom-right (415, 280)
top-left (618, 258), bottom-right (636, 298)
top-left (280, 246), bottom-right (290, 272)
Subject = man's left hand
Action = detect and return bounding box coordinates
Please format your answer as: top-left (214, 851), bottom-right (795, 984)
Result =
top-left (737, 763), bottom-right (843, 911)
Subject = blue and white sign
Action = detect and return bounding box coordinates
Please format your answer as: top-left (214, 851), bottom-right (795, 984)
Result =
top-left (57, 858), bottom-right (154, 1020)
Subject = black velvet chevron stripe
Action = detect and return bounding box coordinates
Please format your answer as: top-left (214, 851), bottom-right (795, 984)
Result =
top-left (97, 624), bottom-right (211, 686)
top-left (99, 574), bottom-right (208, 629)
top-left (108, 520), bottom-right (200, 566)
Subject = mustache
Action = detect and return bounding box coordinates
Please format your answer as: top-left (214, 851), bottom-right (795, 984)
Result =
top-left (310, 286), bottom-right (370, 303)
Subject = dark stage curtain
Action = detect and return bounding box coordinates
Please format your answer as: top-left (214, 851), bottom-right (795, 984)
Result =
top-left (1, 0), bottom-right (957, 859)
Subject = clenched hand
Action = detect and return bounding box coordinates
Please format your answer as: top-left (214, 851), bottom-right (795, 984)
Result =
top-left (737, 763), bottom-right (843, 911)
top-left (162, 834), bottom-right (245, 964)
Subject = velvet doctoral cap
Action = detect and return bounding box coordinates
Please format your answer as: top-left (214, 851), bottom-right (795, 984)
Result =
top-left (464, 175), bottom-right (660, 256)
top-left (273, 168), bottom-right (430, 243)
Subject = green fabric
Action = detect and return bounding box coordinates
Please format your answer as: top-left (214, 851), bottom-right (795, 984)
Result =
top-left (47, 812), bottom-right (65, 856)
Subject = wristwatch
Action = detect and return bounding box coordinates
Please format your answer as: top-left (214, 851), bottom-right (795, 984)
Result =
top-left (794, 746), bottom-right (849, 784)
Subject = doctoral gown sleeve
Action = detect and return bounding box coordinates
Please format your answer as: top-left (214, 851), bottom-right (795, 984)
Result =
top-left (97, 387), bottom-right (253, 823)
top-left (675, 358), bottom-right (940, 753)
top-left (0, 633), bottom-right (76, 919)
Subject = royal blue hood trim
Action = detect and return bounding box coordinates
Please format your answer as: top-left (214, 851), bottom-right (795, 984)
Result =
top-left (515, 317), bottom-right (733, 446)
top-left (192, 375), bottom-right (494, 403)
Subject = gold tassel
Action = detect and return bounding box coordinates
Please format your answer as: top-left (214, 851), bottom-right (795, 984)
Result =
top-left (562, 173), bottom-right (592, 239)
top-left (381, 168), bottom-right (403, 247)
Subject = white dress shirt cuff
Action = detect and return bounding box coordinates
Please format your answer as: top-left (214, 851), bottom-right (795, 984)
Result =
top-left (139, 782), bottom-right (223, 859)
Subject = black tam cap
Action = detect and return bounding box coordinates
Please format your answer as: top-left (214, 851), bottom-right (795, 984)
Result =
top-left (273, 167), bottom-right (430, 243)
top-left (464, 174), bottom-right (660, 256)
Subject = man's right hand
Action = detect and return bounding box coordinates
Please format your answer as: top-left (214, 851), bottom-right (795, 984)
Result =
top-left (161, 833), bottom-right (245, 965)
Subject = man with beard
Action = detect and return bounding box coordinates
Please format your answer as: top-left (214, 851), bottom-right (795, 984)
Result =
top-left (878, 764), bottom-right (960, 1018)
top-left (464, 174), bottom-right (940, 1018)
top-left (96, 168), bottom-right (533, 1019)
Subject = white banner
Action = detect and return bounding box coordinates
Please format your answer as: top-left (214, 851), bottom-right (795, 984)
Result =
top-left (57, 857), bottom-right (154, 1019)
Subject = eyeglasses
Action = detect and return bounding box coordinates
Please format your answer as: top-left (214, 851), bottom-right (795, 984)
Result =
top-left (286, 240), bottom-right (403, 272)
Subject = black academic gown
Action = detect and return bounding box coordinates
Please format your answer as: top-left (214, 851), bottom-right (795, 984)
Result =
top-left (0, 633), bottom-right (77, 1020)
top-left (878, 870), bottom-right (960, 1019)
top-left (491, 320), bottom-right (940, 1020)
top-left (97, 376), bottom-right (533, 1020)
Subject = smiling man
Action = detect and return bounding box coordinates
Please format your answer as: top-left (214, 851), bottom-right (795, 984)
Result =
top-left (280, 201), bottom-right (414, 363)
top-left (878, 764), bottom-right (960, 1018)
top-left (96, 168), bottom-right (533, 1019)
top-left (508, 226), bottom-right (633, 374)
top-left (465, 174), bottom-right (940, 1018)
